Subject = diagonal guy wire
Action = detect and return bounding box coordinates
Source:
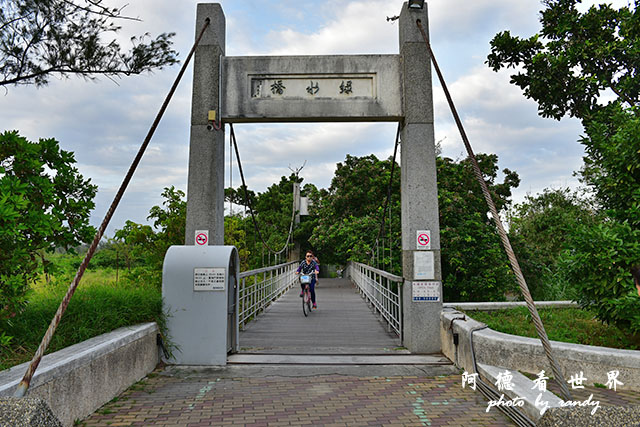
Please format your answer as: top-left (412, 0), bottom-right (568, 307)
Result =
top-left (416, 19), bottom-right (573, 401)
top-left (13, 17), bottom-right (212, 398)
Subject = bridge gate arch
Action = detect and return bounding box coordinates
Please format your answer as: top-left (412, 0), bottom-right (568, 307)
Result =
top-left (184, 2), bottom-right (441, 354)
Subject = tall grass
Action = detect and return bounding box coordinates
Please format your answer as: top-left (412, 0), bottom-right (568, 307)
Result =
top-left (1, 271), bottom-right (163, 371)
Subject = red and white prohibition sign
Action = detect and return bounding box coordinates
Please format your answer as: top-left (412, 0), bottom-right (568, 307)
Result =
top-left (416, 230), bottom-right (431, 250)
top-left (195, 230), bottom-right (209, 246)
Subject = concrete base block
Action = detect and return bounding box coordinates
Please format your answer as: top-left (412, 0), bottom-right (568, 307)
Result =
top-left (537, 406), bottom-right (640, 426)
top-left (0, 397), bottom-right (63, 426)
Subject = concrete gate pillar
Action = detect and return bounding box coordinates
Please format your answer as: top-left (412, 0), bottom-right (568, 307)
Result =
top-left (399, 3), bottom-right (443, 353)
top-left (185, 4), bottom-right (226, 245)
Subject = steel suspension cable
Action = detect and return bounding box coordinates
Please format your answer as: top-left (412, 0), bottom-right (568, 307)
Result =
top-left (370, 123), bottom-right (402, 263)
top-left (416, 19), bottom-right (573, 401)
top-left (229, 124), bottom-right (296, 257)
top-left (13, 17), bottom-right (212, 398)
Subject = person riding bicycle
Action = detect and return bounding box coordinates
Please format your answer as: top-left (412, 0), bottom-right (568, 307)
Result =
top-left (296, 250), bottom-right (320, 309)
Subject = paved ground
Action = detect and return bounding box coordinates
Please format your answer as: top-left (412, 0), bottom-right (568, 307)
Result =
top-left (81, 366), bottom-right (515, 426)
top-left (79, 279), bottom-right (640, 425)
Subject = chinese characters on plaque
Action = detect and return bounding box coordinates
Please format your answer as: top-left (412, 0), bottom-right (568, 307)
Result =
top-left (252, 76), bottom-right (373, 99)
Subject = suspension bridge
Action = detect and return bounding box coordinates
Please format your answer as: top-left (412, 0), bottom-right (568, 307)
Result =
top-left (4, 1), bottom-right (631, 426)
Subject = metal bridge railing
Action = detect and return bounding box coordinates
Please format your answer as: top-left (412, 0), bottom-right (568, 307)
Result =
top-left (238, 261), bottom-right (298, 330)
top-left (346, 261), bottom-right (403, 337)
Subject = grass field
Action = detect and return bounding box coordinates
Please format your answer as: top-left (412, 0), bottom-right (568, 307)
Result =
top-left (0, 269), bottom-right (163, 371)
top-left (464, 306), bottom-right (639, 350)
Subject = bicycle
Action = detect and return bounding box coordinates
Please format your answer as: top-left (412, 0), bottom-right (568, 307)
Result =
top-left (300, 274), bottom-right (313, 317)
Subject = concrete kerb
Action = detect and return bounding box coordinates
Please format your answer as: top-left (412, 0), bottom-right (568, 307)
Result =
top-left (441, 309), bottom-right (640, 422)
top-left (444, 300), bottom-right (578, 311)
top-left (0, 323), bottom-right (159, 427)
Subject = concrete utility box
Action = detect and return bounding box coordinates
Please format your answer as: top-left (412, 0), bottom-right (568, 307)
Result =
top-left (162, 245), bottom-right (239, 365)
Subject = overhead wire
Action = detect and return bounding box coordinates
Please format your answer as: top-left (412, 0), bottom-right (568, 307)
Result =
top-left (229, 123), bottom-right (296, 257)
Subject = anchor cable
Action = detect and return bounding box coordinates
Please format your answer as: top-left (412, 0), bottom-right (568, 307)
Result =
top-left (416, 19), bottom-right (572, 401)
top-left (13, 17), bottom-right (212, 398)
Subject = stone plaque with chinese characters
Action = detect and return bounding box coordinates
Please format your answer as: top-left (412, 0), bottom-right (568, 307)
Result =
top-left (222, 55), bottom-right (402, 122)
top-left (193, 267), bottom-right (226, 291)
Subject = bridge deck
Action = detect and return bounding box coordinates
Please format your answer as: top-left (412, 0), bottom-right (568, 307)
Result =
top-left (239, 278), bottom-right (404, 355)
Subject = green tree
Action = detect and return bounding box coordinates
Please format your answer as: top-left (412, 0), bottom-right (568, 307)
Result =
top-left (311, 153), bottom-right (519, 302)
top-left (1, 0), bottom-right (178, 87)
top-left (224, 216), bottom-right (250, 271)
top-left (487, 0), bottom-right (639, 120)
top-left (508, 188), bottom-right (597, 300)
top-left (234, 174), bottom-right (301, 269)
top-left (487, 0), bottom-right (640, 329)
top-left (311, 154), bottom-right (401, 271)
top-left (252, 175), bottom-right (297, 253)
top-left (114, 186), bottom-right (185, 287)
top-left (0, 131), bottom-right (96, 320)
top-left (559, 221), bottom-right (640, 336)
top-left (438, 154), bottom-right (520, 302)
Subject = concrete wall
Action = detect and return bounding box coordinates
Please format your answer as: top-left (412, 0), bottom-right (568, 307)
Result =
top-left (441, 310), bottom-right (640, 391)
top-left (0, 323), bottom-right (159, 426)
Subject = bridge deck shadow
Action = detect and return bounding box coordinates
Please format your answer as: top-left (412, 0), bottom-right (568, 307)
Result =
top-left (239, 278), bottom-right (404, 355)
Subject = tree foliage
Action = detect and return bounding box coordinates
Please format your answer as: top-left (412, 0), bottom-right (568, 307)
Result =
top-left (508, 188), bottom-right (597, 300)
top-left (0, 131), bottom-right (96, 319)
top-left (438, 154), bottom-right (520, 302)
top-left (579, 104), bottom-right (640, 225)
top-left (251, 174), bottom-right (298, 256)
top-left (113, 186), bottom-right (185, 287)
top-left (0, 0), bottom-right (178, 87)
top-left (487, 0), bottom-right (639, 120)
top-left (311, 155), bottom-right (401, 271)
top-left (488, 0), bottom-right (640, 329)
top-left (560, 220), bottom-right (640, 334)
top-left (311, 153), bottom-right (520, 302)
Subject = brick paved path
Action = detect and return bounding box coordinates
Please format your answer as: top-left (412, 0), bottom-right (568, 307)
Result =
top-left (82, 369), bottom-right (515, 426)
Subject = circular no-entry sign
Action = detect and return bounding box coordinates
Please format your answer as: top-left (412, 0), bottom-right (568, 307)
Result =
top-left (416, 230), bottom-right (431, 250)
top-left (195, 230), bottom-right (209, 246)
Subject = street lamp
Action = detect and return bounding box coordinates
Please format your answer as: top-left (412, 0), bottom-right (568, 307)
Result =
top-left (408, 0), bottom-right (425, 10)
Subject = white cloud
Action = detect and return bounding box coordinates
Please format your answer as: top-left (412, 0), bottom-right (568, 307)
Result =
top-left (259, 1), bottom-right (404, 55)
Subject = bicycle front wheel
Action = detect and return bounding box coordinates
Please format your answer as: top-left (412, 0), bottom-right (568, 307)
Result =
top-left (302, 293), bottom-right (310, 317)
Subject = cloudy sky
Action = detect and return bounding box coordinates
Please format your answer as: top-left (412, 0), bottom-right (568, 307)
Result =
top-left (2, 0), bottom-right (626, 236)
